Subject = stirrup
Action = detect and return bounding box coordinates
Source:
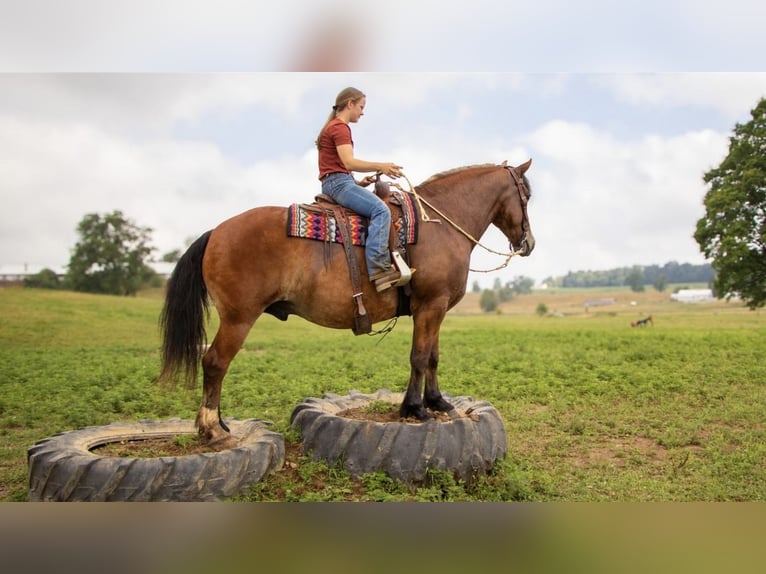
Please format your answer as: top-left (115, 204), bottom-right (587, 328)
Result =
top-left (391, 251), bottom-right (414, 287)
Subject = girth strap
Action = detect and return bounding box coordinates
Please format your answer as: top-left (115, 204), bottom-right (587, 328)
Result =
top-left (331, 205), bottom-right (372, 335)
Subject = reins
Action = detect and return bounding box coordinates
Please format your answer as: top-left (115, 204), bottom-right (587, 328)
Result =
top-left (389, 165), bottom-right (529, 273)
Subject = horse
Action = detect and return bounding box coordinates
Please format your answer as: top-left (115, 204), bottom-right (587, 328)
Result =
top-left (631, 315), bottom-right (653, 327)
top-left (159, 160), bottom-right (535, 447)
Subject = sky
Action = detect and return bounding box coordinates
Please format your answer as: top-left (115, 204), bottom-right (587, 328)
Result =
top-left (1, 2), bottom-right (765, 287)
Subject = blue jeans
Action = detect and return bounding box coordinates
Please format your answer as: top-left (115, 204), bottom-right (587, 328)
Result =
top-left (321, 173), bottom-right (391, 276)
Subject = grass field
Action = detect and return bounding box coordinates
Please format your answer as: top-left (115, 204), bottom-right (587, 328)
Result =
top-left (1, 285), bottom-right (764, 501)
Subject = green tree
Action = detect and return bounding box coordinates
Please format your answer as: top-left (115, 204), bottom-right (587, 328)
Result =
top-left (24, 268), bottom-right (61, 289)
top-left (653, 274), bottom-right (667, 293)
top-left (625, 266), bottom-right (645, 292)
top-left (695, 98), bottom-right (766, 309)
top-left (161, 249), bottom-right (182, 263)
top-left (479, 289), bottom-right (499, 313)
top-left (66, 210), bottom-right (157, 296)
top-left (497, 281), bottom-right (514, 302)
top-left (510, 275), bottom-right (535, 295)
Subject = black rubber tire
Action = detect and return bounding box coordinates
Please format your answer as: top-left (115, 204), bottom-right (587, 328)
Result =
top-left (27, 418), bottom-right (284, 501)
top-left (290, 389), bottom-right (507, 483)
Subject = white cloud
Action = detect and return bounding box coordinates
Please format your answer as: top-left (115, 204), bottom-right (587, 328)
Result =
top-left (597, 73), bottom-right (766, 121)
top-left (506, 120), bottom-right (730, 282)
top-left (0, 112), bottom-right (317, 267)
top-left (0, 74), bottom-right (323, 132)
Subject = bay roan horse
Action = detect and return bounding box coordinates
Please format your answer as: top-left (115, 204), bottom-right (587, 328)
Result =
top-left (159, 160), bottom-right (535, 447)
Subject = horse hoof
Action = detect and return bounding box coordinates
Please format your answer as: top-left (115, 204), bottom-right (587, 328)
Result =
top-left (207, 434), bottom-right (239, 451)
top-left (198, 426), bottom-right (238, 450)
top-left (424, 396), bottom-right (455, 414)
top-left (399, 404), bottom-right (431, 421)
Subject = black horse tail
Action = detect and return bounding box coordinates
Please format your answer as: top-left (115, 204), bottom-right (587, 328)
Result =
top-left (158, 230), bottom-right (212, 389)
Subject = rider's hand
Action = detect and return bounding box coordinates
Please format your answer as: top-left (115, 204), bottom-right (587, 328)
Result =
top-left (382, 163), bottom-right (403, 178)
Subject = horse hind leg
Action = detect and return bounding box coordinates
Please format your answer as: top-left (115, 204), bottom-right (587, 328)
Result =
top-left (196, 319), bottom-right (254, 449)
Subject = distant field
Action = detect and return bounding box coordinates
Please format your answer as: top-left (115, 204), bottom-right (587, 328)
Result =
top-left (1, 286), bottom-right (764, 501)
top-left (452, 283), bottom-right (719, 316)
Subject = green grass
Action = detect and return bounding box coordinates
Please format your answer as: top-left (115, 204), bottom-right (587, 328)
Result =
top-left (1, 286), bottom-right (764, 501)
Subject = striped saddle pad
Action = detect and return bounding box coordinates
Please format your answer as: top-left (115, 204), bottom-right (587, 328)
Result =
top-left (286, 190), bottom-right (419, 247)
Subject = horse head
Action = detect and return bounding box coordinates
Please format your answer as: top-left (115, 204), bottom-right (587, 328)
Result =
top-left (494, 159), bottom-right (535, 257)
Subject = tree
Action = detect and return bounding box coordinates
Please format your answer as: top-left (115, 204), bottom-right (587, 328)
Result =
top-left (66, 210), bottom-right (157, 296)
top-left (479, 289), bottom-right (499, 313)
top-left (625, 266), bottom-right (645, 292)
top-left (497, 281), bottom-right (514, 302)
top-left (653, 274), bottom-right (667, 293)
top-left (24, 268), bottom-right (61, 290)
top-left (510, 275), bottom-right (535, 295)
top-left (161, 249), bottom-right (182, 263)
top-left (695, 98), bottom-right (766, 309)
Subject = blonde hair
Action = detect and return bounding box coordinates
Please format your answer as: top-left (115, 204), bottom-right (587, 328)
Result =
top-left (315, 87), bottom-right (365, 149)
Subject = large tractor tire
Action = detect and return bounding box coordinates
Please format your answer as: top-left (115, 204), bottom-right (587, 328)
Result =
top-left (28, 418), bottom-right (284, 501)
top-left (290, 389), bottom-right (507, 483)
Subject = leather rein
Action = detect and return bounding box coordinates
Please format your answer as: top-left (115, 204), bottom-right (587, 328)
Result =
top-left (391, 163), bottom-right (531, 273)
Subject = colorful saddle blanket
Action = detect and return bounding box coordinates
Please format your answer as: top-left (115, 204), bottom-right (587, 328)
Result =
top-left (286, 190), bottom-right (419, 246)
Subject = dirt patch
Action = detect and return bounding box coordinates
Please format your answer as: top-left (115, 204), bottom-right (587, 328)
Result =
top-left (93, 436), bottom-right (217, 457)
top-left (91, 406), bottom-right (461, 459)
top-left (573, 436), bottom-right (669, 468)
top-left (337, 404), bottom-right (457, 423)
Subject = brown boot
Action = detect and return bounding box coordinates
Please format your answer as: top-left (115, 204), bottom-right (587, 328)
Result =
top-left (370, 267), bottom-right (401, 292)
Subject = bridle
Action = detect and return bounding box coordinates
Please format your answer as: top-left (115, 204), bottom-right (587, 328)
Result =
top-left (503, 163), bottom-right (532, 256)
top-left (390, 163), bottom-right (531, 273)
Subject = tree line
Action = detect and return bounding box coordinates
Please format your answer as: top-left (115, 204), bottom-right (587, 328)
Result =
top-left (543, 261), bottom-right (715, 290)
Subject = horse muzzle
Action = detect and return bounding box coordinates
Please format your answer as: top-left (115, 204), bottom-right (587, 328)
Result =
top-left (513, 231), bottom-right (535, 257)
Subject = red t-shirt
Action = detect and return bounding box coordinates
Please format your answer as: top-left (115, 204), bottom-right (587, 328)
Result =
top-left (317, 118), bottom-right (353, 180)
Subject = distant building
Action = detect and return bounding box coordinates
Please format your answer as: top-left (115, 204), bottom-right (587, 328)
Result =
top-left (584, 297), bottom-right (616, 310)
top-left (0, 261), bottom-right (175, 285)
top-left (0, 264), bottom-right (66, 285)
top-left (670, 289), bottom-right (714, 303)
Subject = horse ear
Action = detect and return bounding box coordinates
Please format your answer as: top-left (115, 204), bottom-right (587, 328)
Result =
top-left (517, 158), bottom-right (532, 174)
top-left (501, 160), bottom-right (508, 167)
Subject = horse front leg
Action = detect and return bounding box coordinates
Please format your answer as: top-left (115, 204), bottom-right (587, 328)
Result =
top-left (401, 307), bottom-right (450, 420)
top-left (422, 334), bottom-right (455, 415)
top-left (196, 320), bottom-right (253, 449)
top-left (401, 347), bottom-right (429, 421)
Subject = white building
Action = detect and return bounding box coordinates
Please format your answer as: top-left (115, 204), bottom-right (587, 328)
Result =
top-left (670, 289), bottom-right (715, 303)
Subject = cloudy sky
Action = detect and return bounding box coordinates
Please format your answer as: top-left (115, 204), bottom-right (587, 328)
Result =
top-left (1, 2), bottom-right (764, 287)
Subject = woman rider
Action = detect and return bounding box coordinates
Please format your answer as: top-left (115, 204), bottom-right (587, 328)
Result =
top-left (316, 87), bottom-right (404, 292)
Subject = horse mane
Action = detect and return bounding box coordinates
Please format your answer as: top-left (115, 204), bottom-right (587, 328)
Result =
top-left (416, 162), bottom-right (531, 197)
top-left (418, 163), bottom-right (499, 188)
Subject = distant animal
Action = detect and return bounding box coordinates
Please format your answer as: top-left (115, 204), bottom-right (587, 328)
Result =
top-left (159, 160), bottom-right (535, 447)
top-left (631, 315), bottom-right (653, 327)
